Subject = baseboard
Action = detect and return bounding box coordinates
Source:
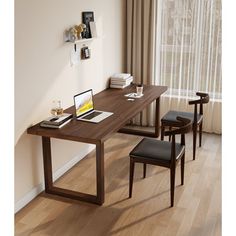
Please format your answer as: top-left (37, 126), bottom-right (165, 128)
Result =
top-left (15, 145), bottom-right (95, 213)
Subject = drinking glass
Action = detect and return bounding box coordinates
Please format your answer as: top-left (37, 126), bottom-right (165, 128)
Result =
top-left (51, 100), bottom-right (63, 116)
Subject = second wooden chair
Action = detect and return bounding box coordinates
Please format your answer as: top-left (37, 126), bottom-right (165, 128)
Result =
top-left (161, 92), bottom-right (209, 160)
top-left (129, 116), bottom-right (192, 207)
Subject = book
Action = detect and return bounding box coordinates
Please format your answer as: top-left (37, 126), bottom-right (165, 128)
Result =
top-left (111, 77), bottom-right (133, 85)
top-left (110, 72), bottom-right (134, 89)
top-left (40, 113), bottom-right (73, 128)
top-left (40, 118), bottom-right (72, 129)
top-left (110, 84), bottom-right (131, 89)
top-left (111, 76), bottom-right (133, 82)
top-left (111, 73), bottom-right (131, 80)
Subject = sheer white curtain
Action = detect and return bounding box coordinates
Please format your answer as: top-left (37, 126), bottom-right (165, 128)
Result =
top-left (155, 0), bottom-right (222, 133)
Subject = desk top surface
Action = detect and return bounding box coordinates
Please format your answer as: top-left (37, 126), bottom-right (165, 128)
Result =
top-left (27, 84), bottom-right (167, 144)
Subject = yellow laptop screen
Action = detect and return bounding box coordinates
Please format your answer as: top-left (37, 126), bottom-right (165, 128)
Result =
top-left (74, 90), bottom-right (94, 117)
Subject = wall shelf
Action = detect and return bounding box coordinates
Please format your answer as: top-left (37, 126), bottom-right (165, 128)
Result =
top-left (72, 38), bottom-right (94, 44)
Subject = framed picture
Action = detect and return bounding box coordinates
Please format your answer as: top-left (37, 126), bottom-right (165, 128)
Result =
top-left (82, 11), bottom-right (94, 38)
top-left (81, 46), bottom-right (90, 59)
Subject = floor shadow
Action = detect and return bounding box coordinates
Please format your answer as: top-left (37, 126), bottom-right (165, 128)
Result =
top-left (105, 137), bottom-right (140, 154)
top-left (41, 192), bottom-right (100, 208)
top-left (17, 188), bottom-right (172, 236)
top-left (105, 155), bottom-right (168, 194)
top-left (107, 189), bottom-right (170, 209)
top-left (108, 207), bottom-right (170, 235)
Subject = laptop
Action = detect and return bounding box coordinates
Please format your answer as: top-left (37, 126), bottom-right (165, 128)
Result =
top-left (74, 89), bottom-right (113, 123)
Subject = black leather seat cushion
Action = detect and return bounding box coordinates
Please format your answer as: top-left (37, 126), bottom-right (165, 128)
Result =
top-left (161, 110), bottom-right (202, 125)
top-left (130, 138), bottom-right (184, 162)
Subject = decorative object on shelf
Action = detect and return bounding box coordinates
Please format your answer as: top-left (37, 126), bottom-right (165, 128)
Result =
top-left (81, 46), bottom-right (90, 59)
top-left (74, 23), bottom-right (86, 40)
top-left (89, 21), bottom-right (97, 38)
top-left (82, 11), bottom-right (94, 38)
top-left (65, 27), bottom-right (78, 42)
top-left (65, 26), bottom-right (96, 43)
top-left (64, 24), bottom-right (87, 42)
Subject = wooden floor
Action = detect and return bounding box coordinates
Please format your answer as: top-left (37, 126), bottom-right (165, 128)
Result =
top-left (15, 132), bottom-right (221, 236)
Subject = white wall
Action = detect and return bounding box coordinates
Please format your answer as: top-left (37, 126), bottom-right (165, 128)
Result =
top-left (15, 0), bottom-right (126, 211)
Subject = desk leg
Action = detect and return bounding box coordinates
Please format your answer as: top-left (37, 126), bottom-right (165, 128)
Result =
top-left (42, 137), bottom-right (53, 192)
top-left (41, 136), bottom-right (100, 205)
top-left (155, 97), bottom-right (160, 137)
top-left (119, 97), bottom-right (161, 138)
top-left (96, 142), bottom-right (105, 205)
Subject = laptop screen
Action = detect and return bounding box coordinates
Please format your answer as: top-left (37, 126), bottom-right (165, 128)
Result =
top-left (74, 89), bottom-right (94, 117)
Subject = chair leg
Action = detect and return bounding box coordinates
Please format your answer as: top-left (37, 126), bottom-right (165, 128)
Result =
top-left (129, 158), bottom-right (135, 198)
top-left (193, 125), bottom-right (197, 160)
top-left (143, 163), bottom-right (146, 178)
top-left (161, 124), bottom-right (165, 141)
top-left (181, 154), bottom-right (185, 185)
top-left (199, 122), bottom-right (203, 147)
top-left (170, 166), bottom-right (176, 207)
top-left (169, 126), bottom-right (172, 141)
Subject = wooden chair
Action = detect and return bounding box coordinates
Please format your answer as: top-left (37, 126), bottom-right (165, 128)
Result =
top-left (161, 92), bottom-right (209, 160)
top-left (129, 117), bottom-right (192, 207)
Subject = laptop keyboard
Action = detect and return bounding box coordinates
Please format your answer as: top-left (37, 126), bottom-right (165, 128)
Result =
top-left (83, 111), bottom-right (102, 120)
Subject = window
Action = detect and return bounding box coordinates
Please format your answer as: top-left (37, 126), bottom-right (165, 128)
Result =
top-left (156, 0), bottom-right (222, 100)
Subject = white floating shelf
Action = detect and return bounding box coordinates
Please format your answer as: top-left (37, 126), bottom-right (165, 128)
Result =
top-left (73, 38), bottom-right (94, 44)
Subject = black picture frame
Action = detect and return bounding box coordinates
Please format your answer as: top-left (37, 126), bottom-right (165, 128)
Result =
top-left (82, 11), bottom-right (94, 38)
top-left (81, 46), bottom-right (90, 59)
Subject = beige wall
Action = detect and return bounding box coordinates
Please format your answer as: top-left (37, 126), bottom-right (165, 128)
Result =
top-left (15, 0), bottom-right (126, 207)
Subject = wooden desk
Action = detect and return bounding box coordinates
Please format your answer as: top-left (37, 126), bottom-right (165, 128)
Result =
top-left (27, 84), bottom-right (167, 205)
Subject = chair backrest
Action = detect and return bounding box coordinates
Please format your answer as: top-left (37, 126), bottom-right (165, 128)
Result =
top-left (188, 92), bottom-right (209, 117)
top-left (164, 116), bottom-right (192, 164)
top-left (164, 116), bottom-right (192, 137)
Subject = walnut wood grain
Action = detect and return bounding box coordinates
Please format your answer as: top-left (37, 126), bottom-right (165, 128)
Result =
top-left (27, 84), bottom-right (167, 143)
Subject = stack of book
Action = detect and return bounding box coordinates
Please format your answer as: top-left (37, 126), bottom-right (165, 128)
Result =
top-left (40, 113), bottom-right (73, 129)
top-left (110, 73), bottom-right (133, 89)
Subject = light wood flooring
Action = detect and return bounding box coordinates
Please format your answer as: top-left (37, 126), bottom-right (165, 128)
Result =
top-left (15, 132), bottom-right (221, 236)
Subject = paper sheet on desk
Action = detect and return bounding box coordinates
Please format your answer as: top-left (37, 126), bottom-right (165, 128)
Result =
top-left (125, 93), bottom-right (144, 98)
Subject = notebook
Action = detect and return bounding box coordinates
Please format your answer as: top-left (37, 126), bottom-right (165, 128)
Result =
top-left (73, 89), bottom-right (113, 123)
